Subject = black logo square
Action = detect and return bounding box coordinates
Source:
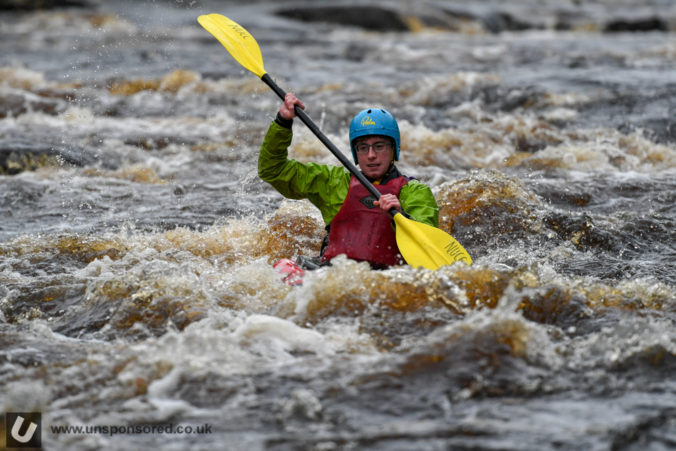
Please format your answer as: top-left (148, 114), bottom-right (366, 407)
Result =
top-left (5, 412), bottom-right (42, 449)
top-left (359, 195), bottom-right (377, 209)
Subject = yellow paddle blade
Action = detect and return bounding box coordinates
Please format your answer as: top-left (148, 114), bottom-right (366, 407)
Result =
top-left (393, 213), bottom-right (472, 270)
top-left (197, 14), bottom-right (266, 78)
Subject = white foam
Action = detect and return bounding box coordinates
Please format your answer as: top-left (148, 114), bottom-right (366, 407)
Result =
top-left (232, 313), bottom-right (330, 356)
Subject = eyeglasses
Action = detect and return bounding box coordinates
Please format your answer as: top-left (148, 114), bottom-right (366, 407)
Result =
top-left (355, 141), bottom-right (392, 154)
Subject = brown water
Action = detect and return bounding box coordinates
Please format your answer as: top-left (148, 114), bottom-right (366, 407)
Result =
top-left (1, 0), bottom-right (675, 449)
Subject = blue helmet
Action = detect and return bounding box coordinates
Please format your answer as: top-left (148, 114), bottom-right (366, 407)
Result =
top-left (349, 108), bottom-right (400, 163)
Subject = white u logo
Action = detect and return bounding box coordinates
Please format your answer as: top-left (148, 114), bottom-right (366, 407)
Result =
top-left (10, 415), bottom-right (38, 444)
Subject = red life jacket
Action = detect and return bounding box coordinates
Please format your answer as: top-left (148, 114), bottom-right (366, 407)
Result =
top-left (322, 175), bottom-right (409, 267)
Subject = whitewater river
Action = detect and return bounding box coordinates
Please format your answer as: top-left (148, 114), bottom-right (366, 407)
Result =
top-left (1, 0), bottom-right (675, 449)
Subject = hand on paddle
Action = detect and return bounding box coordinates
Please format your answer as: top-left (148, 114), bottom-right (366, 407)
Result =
top-left (279, 93), bottom-right (305, 120)
top-left (374, 193), bottom-right (401, 213)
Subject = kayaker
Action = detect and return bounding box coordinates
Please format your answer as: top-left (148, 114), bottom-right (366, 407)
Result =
top-left (259, 93), bottom-right (439, 269)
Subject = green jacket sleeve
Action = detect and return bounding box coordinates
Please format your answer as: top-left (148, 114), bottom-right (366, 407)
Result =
top-left (400, 180), bottom-right (439, 228)
top-left (258, 121), bottom-right (351, 225)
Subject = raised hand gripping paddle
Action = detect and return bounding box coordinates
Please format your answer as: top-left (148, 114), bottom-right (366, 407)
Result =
top-left (198, 13), bottom-right (472, 269)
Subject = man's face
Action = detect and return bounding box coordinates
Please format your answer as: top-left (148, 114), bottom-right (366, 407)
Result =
top-left (355, 136), bottom-right (393, 179)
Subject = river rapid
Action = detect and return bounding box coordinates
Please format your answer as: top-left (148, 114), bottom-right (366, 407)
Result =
top-left (1, 0), bottom-right (675, 449)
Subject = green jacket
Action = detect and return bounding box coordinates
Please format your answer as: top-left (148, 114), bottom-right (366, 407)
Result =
top-left (258, 120), bottom-right (439, 227)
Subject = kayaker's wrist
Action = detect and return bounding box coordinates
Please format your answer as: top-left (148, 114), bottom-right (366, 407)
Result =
top-left (275, 112), bottom-right (293, 129)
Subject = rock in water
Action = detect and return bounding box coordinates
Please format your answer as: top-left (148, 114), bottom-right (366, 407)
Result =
top-left (0, 140), bottom-right (98, 174)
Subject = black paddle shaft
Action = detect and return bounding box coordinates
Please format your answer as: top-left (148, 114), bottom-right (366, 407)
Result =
top-left (261, 74), bottom-right (398, 217)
